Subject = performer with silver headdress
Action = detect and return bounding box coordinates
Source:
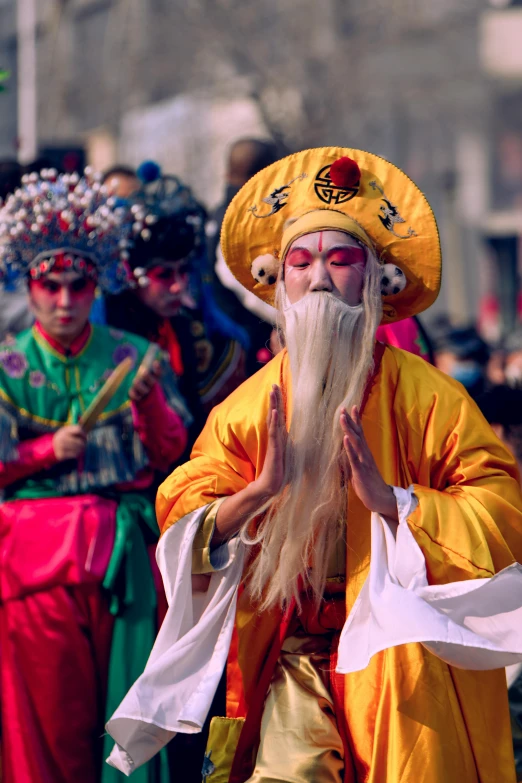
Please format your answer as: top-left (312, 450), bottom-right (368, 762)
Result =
top-left (0, 168), bottom-right (190, 783)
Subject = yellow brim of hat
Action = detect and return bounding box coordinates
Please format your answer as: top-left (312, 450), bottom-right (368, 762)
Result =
top-left (220, 146), bottom-right (441, 324)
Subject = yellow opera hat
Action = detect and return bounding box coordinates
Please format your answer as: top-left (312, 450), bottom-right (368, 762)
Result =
top-left (220, 146), bottom-right (441, 323)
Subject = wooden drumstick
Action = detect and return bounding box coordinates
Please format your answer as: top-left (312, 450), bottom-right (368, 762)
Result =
top-left (79, 357), bottom-right (134, 433)
top-left (136, 343), bottom-right (158, 379)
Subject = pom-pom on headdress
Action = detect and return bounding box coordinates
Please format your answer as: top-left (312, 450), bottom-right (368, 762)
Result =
top-left (136, 159), bottom-right (162, 185)
top-left (0, 167), bottom-right (135, 293)
top-left (329, 156), bottom-right (361, 190)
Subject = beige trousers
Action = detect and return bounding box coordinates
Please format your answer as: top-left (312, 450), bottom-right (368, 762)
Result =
top-left (246, 630), bottom-right (344, 783)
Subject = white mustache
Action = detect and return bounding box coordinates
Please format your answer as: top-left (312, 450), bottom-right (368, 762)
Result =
top-left (282, 289), bottom-right (363, 314)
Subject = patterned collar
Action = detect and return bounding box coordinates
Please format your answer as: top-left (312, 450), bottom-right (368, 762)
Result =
top-left (34, 321), bottom-right (92, 358)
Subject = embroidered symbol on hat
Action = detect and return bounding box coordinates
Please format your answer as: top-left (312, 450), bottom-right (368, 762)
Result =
top-left (369, 181), bottom-right (417, 239)
top-left (248, 173), bottom-right (307, 219)
top-left (314, 165), bottom-right (359, 205)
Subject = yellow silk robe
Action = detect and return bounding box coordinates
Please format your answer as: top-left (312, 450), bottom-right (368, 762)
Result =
top-left (157, 345), bottom-right (522, 783)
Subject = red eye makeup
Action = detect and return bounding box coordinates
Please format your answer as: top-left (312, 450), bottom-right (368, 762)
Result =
top-left (30, 278), bottom-right (96, 301)
top-left (286, 248), bottom-right (313, 267)
top-left (327, 247), bottom-right (366, 266)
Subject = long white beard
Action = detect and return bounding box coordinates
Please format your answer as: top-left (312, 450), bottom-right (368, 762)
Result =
top-left (243, 260), bottom-right (382, 611)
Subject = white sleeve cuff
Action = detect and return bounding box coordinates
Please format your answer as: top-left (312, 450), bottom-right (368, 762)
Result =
top-left (337, 486), bottom-right (522, 674)
top-left (106, 505), bottom-right (245, 775)
top-left (391, 484), bottom-right (418, 520)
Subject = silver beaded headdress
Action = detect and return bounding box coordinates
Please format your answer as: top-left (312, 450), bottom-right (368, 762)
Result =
top-left (0, 167), bottom-right (135, 293)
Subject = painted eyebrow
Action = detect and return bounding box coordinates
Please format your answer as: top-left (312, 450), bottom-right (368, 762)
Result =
top-left (288, 245), bottom-right (364, 255)
top-left (286, 246), bottom-right (313, 254)
top-left (44, 277), bottom-right (81, 283)
top-left (326, 244), bottom-right (365, 253)
top-left (288, 243), bottom-right (364, 253)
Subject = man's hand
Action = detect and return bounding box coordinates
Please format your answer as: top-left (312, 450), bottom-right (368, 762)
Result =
top-left (129, 360), bottom-right (161, 403)
top-left (52, 425), bottom-right (87, 461)
top-left (340, 406), bottom-right (398, 520)
top-left (251, 384), bottom-right (286, 501)
top-left (212, 385), bottom-right (287, 548)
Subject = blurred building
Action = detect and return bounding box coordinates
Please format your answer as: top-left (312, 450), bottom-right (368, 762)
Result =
top-left (0, 0), bottom-right (521, 331)
top-left (480, 0), bottom-right (522, 338)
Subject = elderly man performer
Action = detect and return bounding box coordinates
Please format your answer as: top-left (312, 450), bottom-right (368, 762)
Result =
top-left (107, 147), bottom-right (522, 783)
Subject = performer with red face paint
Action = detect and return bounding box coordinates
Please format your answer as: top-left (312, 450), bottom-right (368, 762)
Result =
top-left (0, 169), bottom-right (191, 783)
top-left (105, 170), bottom-right (249, 434)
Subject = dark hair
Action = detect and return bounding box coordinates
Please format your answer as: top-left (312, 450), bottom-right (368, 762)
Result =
top-left (128, 214), bottom-right (197, 270)
top-left (105, 289), bottom-right (161, 339)
top-left (476, 385), bottom-right (522, 428)
top-left (0, 160), bottom-right (21, 203)
top-left (102, 165), bottom-right (137, 183)
top-left (228, 139), bottom-right (279, 180)
top-left (476, 384), bottom-right (522, 462)
top-left (433, 325), bottom-right (489, 365)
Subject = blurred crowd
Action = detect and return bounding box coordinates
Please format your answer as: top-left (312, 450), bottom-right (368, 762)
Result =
top-left (2, 142), bottom-right (522, 782)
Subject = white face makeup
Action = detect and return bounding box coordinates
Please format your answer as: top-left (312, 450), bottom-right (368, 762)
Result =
top-left (283, 230), bottom-right (366, 306)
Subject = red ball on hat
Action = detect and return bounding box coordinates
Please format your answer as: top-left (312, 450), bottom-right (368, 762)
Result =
top-left (329, 156), bottom-right (361, 189)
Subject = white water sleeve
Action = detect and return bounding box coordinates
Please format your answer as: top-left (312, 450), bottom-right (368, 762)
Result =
top-left (105, 505), bottom-right (245, 776)
top-left (337, 485), bottom-right (522, 674)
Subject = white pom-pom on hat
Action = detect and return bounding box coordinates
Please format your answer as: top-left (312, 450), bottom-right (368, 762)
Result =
top-left (251, 253), bottom-right (279, 285)
top-left (381, 263), bottom-right (407, 297)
